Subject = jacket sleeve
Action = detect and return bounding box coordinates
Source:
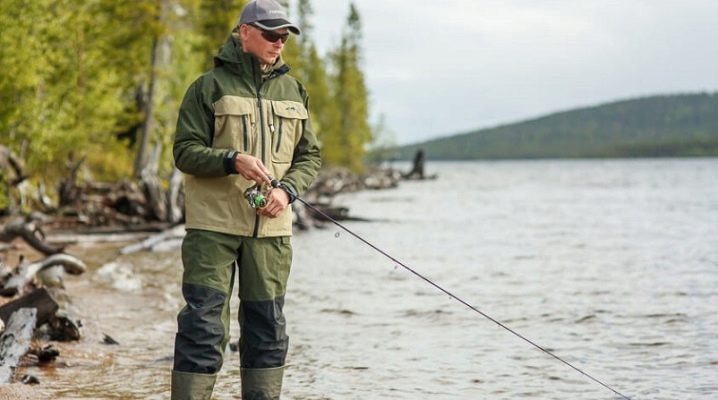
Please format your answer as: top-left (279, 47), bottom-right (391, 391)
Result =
top-left (173, 76), bottom-right (232, 177)
top-left (280, 85), bottom-right (322, 197)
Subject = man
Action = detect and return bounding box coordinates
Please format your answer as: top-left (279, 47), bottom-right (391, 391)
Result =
top-left (171, 0), bottom-right (321, 398)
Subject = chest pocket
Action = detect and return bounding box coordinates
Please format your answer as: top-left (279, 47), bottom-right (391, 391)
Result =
top-left (213, 96), bottom-right (255, 152)
top-left (270, 100), bottom-right (308, 164)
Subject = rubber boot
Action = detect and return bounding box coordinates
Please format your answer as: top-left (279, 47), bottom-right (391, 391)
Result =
top-left (171, 370), bottom-right (217, 400)
top-left (240, 366), bottom-right (285, 400)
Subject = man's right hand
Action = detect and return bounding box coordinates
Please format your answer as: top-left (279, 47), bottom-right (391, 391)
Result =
top-left (234, 154), bottom-right (271, 186)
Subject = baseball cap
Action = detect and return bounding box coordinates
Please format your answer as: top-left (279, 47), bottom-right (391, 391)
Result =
top-left (238, 0), bottom-right (301, 35)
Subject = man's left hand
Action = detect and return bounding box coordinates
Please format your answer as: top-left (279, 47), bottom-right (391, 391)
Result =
top-left (258, 188), bottom-right (289, 218)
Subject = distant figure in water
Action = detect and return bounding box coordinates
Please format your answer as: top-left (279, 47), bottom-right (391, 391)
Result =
top-left (403, 149), bottom-right (436, 180)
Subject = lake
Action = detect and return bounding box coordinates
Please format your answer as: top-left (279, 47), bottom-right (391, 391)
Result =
top-left (25, 158), bottom-right (718, 399)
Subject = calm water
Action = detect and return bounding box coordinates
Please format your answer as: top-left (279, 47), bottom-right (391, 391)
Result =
top-left (25, 159), bottom-right (718, 399)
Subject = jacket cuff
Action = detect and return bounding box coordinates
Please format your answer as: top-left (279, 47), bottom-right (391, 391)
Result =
top-left (279, 182), bottom-right (298, 204)
top-left (223, 150), bottom-right (238, 174)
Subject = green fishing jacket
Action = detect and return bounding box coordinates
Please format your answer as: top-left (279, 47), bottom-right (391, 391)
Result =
top-left (173, 34), bottom-right (321, 237)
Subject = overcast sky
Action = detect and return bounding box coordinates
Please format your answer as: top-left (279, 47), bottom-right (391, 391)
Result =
top-left (300, 0), bottom-right (718, 145)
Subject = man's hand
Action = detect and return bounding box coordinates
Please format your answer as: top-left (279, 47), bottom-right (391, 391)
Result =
top-left (258, 188), bottom-right (289, 218)
top-left (234, 154), bottom-right (271, 186)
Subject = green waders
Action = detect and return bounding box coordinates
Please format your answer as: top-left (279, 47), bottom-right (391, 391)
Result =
top-left (172, 229), bottom-right (292, 400)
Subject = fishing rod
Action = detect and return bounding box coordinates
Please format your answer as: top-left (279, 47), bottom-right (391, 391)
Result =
top-left (255, 180), bottom-right (633, 400)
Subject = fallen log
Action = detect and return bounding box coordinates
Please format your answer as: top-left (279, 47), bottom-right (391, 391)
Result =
top-left (47, 311), bottom-right (81, 341)
top-left (307, 204), bottom-right (372, 222)
top-left (0, 254), bottom-right (86, 297)
top-left (120, 224), bottom-right (185, 255)
top-left (46, 231), bottom-right (151, 248)
top-left (0, 260), bottom-right (12, 286)
top-left (0, 308), bottom-right (37, 384)
top-left (0, 288), bottom-right (59, 327)
top-left (0, 217), bottom-right (63, 255)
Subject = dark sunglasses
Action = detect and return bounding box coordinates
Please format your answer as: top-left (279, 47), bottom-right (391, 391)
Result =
top-left (252, 25), bottom-right (290, 44)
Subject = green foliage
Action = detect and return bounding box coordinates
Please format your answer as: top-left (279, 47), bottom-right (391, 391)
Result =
top-left (195, 0), bottom-right (247, 69)
top-left (396, 93), bottom-right (718, 160)
top-left (323, 3), bottom-right (372, 172)
top-left (305, 45), bottom-right (337, 147)
top-left (0, 0), bottom-right (160, 181)
top-left (0, 0), bottom-right (374, 192)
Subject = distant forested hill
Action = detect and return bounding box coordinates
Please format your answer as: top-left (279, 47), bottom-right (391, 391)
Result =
top-left (395, 93), bottom-right (718, 159)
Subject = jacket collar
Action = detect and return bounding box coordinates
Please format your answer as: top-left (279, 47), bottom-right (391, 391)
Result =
top-left (214, 33), bottom-right (290, 83)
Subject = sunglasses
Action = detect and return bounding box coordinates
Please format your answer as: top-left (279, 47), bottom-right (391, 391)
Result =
top-left (252, 25), bottom-right (290, 44)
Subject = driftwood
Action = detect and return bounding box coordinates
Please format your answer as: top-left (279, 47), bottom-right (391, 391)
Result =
top-left (46, 231), bottom-right (151, 246)
top-left (0, 146), bottom-right (27, 187)
top-left (402, 149), bottom-right (438, 181)
top-left (0, 216), bottom-right (63, 255)
top-left (0, 308), bottom-right (37, 384)
top-left (3, 140), bottom-right (434, 239)
top-left (120, 224), bottom-right (185, 255)
top-left (0, 288), bottom-right (59, 327)
top-left (58, 154), bottom-right (86, 208)
top-left (303, 203), bottom-right (372, 222)
top-left (303, 167), bottom-right (399, 209)
top-left (0, 253), bottom-right (86, 297)
top-left (0, 259), bottom-right (12, 283)
top-left (29, 344), bottom-right (60, 363)
top-left (46, 311), bottom-right (81, 341)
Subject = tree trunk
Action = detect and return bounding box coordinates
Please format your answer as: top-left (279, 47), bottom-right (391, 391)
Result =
top-left (167, 167), bottom-right (184, 224)
top-left (0, 308), bottom-right (37, 384)
top-left (141, 143), bottom-right (167, 221)
top-left (134, 33), bottom-right (159, 179)
top-left (0, 217), bottom-right (63, 255)
top-left (0, 254), bottom-right (86, 297)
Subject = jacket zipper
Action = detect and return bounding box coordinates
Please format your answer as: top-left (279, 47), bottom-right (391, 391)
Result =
top-left (252, 63), bottom-right (265, 238)
top-left (251, 64), bottom-right (284, 238)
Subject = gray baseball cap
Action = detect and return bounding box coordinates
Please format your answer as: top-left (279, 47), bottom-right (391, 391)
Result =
top-left (238, 0), bottom-right (301, 35)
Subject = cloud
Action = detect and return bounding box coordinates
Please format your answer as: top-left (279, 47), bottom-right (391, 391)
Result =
top-left (309, 0), bottom-right (718, 144)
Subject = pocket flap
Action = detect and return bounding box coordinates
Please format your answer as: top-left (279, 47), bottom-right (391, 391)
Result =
top-left (272, 100), bottom-right (308, 119)
top-left (213, 95), bottom-right (254, 116)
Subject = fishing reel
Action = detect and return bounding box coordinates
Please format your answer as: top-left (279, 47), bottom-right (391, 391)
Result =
top-left (244, 178), bottom-right (281, 209)
top-left (244, 184), bottom-right (269, 209)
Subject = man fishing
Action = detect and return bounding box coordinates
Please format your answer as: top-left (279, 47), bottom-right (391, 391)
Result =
top-left (170, 0), bottom-right (321, 398)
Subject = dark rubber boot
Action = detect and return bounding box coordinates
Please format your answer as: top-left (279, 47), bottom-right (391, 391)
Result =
top-left (171, 370), bottom-right (217, 400)
top-left (240, 366), bottom-right (285, 400)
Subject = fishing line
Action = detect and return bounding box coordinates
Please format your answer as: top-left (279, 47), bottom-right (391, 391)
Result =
top-left (280, 183), bottom-right (633, 400)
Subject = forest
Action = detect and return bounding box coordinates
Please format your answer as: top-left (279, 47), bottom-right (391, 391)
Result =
top-left (0, 0), bottom-right (373, 214)
top-left (395, 93), bottom-right (718, 160)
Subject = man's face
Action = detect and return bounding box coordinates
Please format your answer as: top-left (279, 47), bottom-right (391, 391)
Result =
top-left (240, 24), bottom-right (289, 66)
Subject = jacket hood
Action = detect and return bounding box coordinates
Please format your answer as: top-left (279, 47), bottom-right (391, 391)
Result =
top-left (214, 33), bottom-right (287, 75)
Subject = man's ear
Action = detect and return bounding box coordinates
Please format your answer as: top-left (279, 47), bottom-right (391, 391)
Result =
top-left (238, 24), bottom-right (251, 42)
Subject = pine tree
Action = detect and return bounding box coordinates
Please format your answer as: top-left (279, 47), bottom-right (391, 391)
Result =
top-left (0, 0), bottom-right (157, 179)
top-left (327, 3), bottom-right (372, 172)
top-left (195, 0), bottom-right (247, 69)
